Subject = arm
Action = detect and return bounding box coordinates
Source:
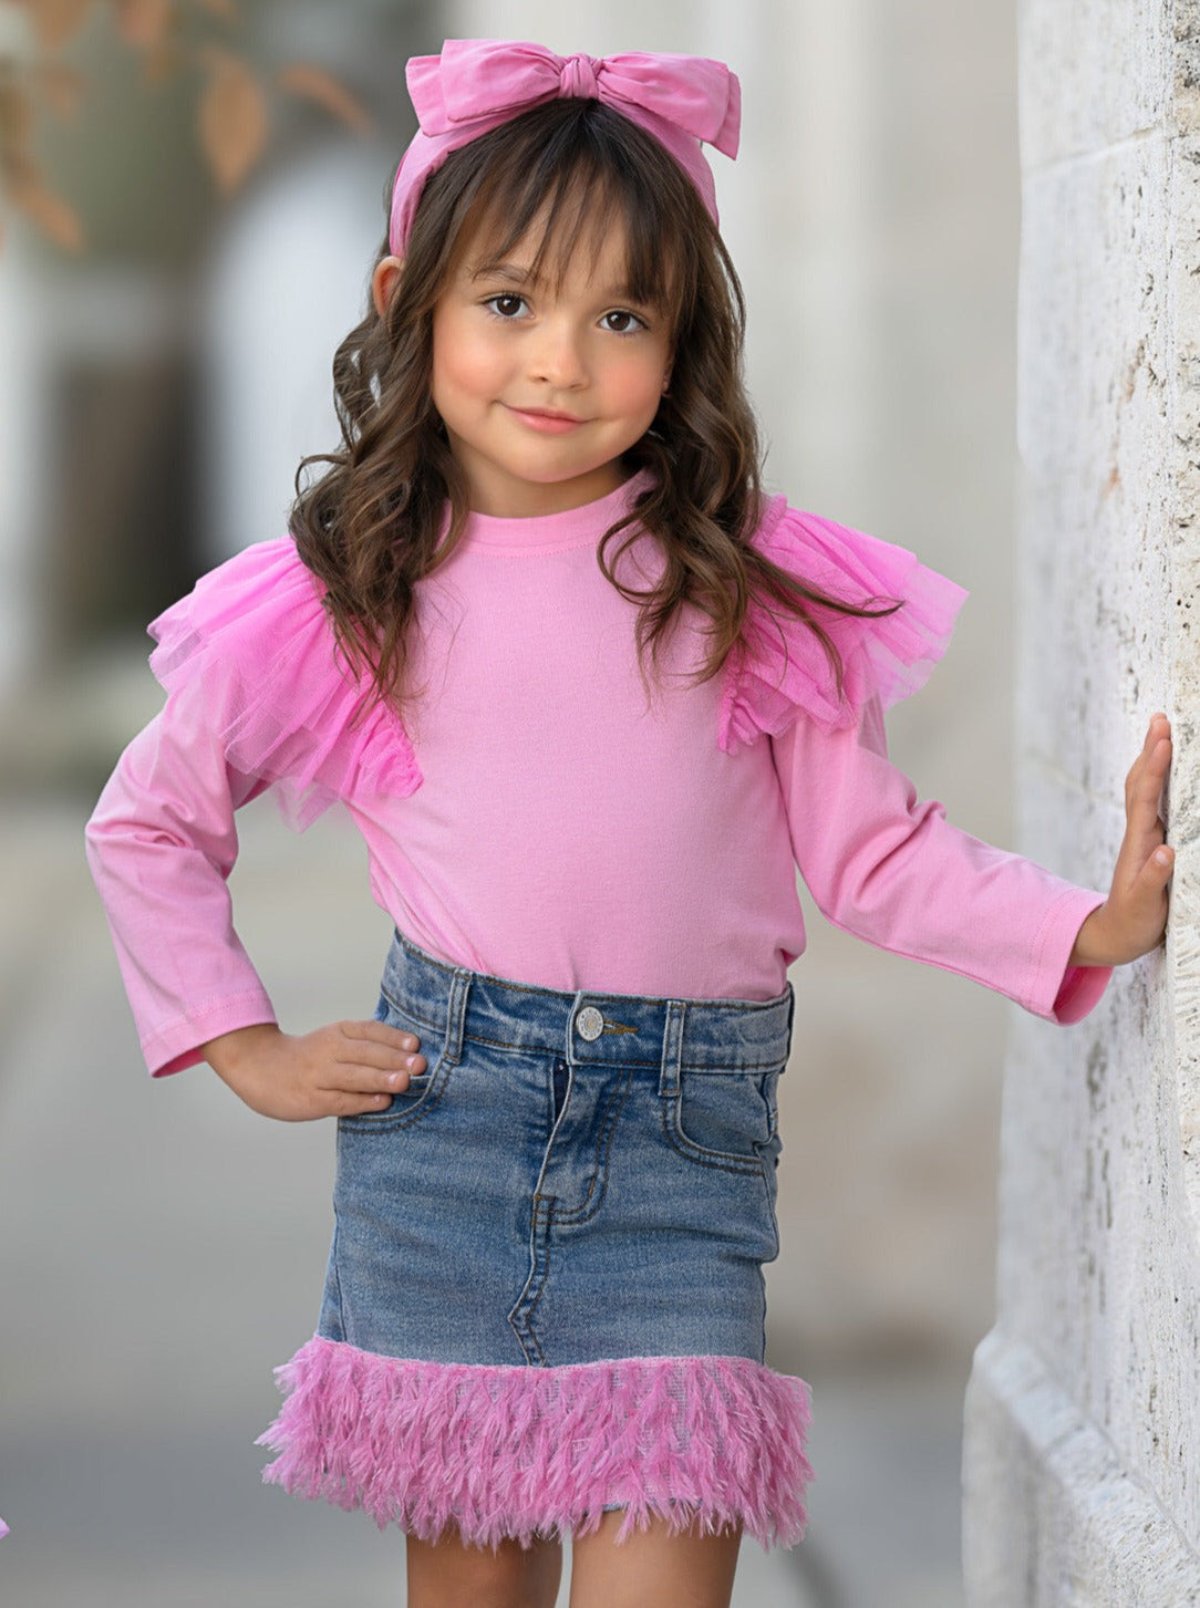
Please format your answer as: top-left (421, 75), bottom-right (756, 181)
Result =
top-left (84, 671), bottom-right (280, 1078)
top-left (84, 534), bottom-right (425, 1081)
top-left (768, 691), bottom-right (1115, 1024)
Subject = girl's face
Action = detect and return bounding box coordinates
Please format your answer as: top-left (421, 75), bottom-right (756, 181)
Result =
top-left (425, 211), bottom-right (674, 517)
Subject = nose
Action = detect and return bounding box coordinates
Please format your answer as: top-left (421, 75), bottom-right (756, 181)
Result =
top-left (526, 314), bottom-right (589, 389)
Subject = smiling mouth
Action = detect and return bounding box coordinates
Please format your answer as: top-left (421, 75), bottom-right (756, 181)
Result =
top-left (508, 405), bottom-right (587, 422)
top-left (505, 408), bottom-right (594, 438)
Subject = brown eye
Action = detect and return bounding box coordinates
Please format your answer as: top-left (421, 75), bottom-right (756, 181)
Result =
top-left (483, 294), bottom-right (527, 320)
top-left (602, 310), bottom-right (648, 336)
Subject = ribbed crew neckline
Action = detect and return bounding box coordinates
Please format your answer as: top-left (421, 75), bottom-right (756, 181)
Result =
top-left (454, 465), bottom-right (656, 553)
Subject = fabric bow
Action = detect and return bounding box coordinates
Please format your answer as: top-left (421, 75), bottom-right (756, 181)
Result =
top-left (406, 38), bottom-right (741, 160)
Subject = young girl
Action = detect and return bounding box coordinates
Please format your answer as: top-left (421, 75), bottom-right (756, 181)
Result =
top-left (84, 37), bottom-right (1173, 1608)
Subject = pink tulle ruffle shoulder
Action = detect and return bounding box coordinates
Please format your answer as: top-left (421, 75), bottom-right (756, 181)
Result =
top-left (255, 1333), bottom-right (815, 1552)
top-left (718, 496), bottom-right (971, 753)
top-left (146, 537), bottom-right (423, 831)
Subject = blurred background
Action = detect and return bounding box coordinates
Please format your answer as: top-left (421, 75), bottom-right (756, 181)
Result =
top-left (0, 1), bottom-right (1025, 1603)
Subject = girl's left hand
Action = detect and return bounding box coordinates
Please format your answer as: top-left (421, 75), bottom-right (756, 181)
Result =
top-left (1071, 712), bottom-right (1174, 967)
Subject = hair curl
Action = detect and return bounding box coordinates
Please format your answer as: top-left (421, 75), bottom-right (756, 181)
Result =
top-left (289, 96), bottom-right (903, 735)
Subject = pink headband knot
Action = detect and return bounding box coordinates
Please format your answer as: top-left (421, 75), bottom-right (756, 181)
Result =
top-left (559, 52), bottom-right (600, 99)
top-left (388, 38), bottom-right (741, 258)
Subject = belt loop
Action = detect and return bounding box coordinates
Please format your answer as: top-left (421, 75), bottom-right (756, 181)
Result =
top-left (443, 967), bottom-right (470, 1065)
top-left (565, 990), bottom-right (585, 1066)
top-left (384, 925), bottom-right (405, 996)
top-left (659, 1000), bottom-right (686, 1098)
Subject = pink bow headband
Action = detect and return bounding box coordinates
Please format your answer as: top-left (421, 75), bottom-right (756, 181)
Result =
top-left (388, 38), bottom-right (742, 259)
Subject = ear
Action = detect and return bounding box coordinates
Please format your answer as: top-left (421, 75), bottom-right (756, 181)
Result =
top-left (372, 255), bottom-right (405, 320)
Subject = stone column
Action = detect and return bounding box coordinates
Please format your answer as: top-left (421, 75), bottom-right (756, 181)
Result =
top-left (962, 2), bottom-right (1200, 1602)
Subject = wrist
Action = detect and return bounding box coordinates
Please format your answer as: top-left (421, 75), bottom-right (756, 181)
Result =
top-left (202, 1022), bottom-right (281, 1081)
top-left (1067, 904), bottom-right (1111, 968)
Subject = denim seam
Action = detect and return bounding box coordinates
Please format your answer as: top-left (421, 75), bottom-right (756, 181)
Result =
top-left (337, 1052), bottom-right (451, 1132)
top-left (329, 1222), bottom-right (348, 1343)
top-left (517, 1199), bottom-right (555, 1365)
top-left (658, 1092), bottom-right (766, 1177)
top-left (758, 1153), bottom-right (780, 1263)
top-left (552, 1070), bottom-right (634, 1226)
top-left (378, 986), bottom-right (441, 1032)
top-left (382, 987), bottom-right (788, 1072)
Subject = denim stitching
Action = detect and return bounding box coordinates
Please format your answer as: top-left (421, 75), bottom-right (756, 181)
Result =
top-left (516, 1198), bottom-right (555, 1365)
top-left (336, 1053), bottom-right (451, 1133)
top-left (658, 1082), bottom-right (769, 1177)
top-left (552, 1069), bottom-right (634, 1226)
top-left (758, 1152), bottom-right (781, 1266)
top-left (381, 977), bottom-right (784, 1067)
top-left (383, 981), bottom-right (788, 1073)
top-left (328, 1221), bottom-right (347, 1344)
top-left (379, 985), bottom-right (440, 1033)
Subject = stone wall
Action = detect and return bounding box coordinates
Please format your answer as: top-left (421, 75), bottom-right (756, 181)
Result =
top-left (962, 1), bottom-right (1200, 1600)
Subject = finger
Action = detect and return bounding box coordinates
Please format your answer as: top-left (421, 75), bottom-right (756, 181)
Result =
top-left (343, 1066), bottom-right (413, 1097)
top-left (337, 1086), bottom-right (402, 1116)
top-left (320, 1058), bottom-right (422, 1104)
top-left (1129, 713), bottom-right (1170, 781)
top-left (1123, 837), bottom-right (1174, 902)
top-left (333, 1046), bottom-right (428, 1082)
top-left (1146, 714), bottom-right (1171, 767)
top-left (1129, 732), bottom-right (1164, 790)
top-left (1150, 843), bottom-right (1175, 877)
top-left (342, 1018), bottom-right (424, 1050)
top-left (1128, 731), bottom-right (1171, 834)
top-left (336, 1019), bottom-right (426, 1064)
top-left (321, 1046), bottom-right (425, 1093)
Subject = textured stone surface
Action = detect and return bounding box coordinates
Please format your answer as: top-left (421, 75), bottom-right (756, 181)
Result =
top-left (965, 1332), bottom-right (1200, 1605)
top-left (964, 1), bottom-right (1200, 1601)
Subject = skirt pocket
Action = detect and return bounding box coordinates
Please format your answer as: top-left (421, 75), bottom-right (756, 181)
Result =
top-left (337, 987), bottom-right (452, 1133)
top-left (661, 1064), bottom-right (782, 1174)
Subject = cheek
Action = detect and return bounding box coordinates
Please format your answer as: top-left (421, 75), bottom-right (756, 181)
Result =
top-left (607, 356), bottom-right (669, 413)
top-left (432, 313), bottom-right (505, 401)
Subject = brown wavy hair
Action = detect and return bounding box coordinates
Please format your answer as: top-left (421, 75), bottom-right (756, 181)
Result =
top-left (289, 95), bottom-right (903, 733)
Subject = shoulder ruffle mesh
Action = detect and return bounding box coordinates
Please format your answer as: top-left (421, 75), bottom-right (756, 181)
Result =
top-left (146, 537), bottom-right (423, 831)
top-left (717, 495), bottom-right (970, 753)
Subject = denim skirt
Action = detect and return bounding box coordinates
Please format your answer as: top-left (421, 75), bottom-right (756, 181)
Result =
top-left (255, 925), bottom-right (814, 1552)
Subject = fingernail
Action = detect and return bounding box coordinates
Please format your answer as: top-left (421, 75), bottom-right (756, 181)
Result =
top-left (388, 1072), bottom-right (401, 1086)
top-left (1156, 849), bottom-right (1170, 864)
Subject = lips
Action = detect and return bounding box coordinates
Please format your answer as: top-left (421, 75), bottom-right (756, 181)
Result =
top-left (505, 404), bottom-right (589, 434)
top-left (510, 406), bottom-right (584, 422)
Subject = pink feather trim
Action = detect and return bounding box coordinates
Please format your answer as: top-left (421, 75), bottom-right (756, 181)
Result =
top-left (146, 537), bottom-right (423, 832)
top-left (254, 1333), bottom-right (815, 1552)
top-left (718, 495), bottom-right (971, 752)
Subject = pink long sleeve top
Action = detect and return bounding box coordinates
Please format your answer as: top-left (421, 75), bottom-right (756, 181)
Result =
top-left (84, 466), bottom-right (1113, 1079)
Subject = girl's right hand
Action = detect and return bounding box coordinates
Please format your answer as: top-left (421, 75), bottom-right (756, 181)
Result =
top-left (201, 1020), bottom-right (426, 1122)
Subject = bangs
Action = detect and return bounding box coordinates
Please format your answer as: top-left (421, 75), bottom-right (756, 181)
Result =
top-left (442, 115), bottom-right (688, 326)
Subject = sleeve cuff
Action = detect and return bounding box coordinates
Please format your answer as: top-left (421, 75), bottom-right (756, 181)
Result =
top-left (142, 991), bottom-right (278, 1078)
top-left (1031, 886), bottom-right (1113, 1025)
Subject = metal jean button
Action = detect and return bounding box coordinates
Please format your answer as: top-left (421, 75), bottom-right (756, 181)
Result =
top-left (575, 1005), bottom-right (604, 1041)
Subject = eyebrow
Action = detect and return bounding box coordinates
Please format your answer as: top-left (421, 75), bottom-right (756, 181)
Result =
top-left (467, 261), bottom-right (649, 302)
